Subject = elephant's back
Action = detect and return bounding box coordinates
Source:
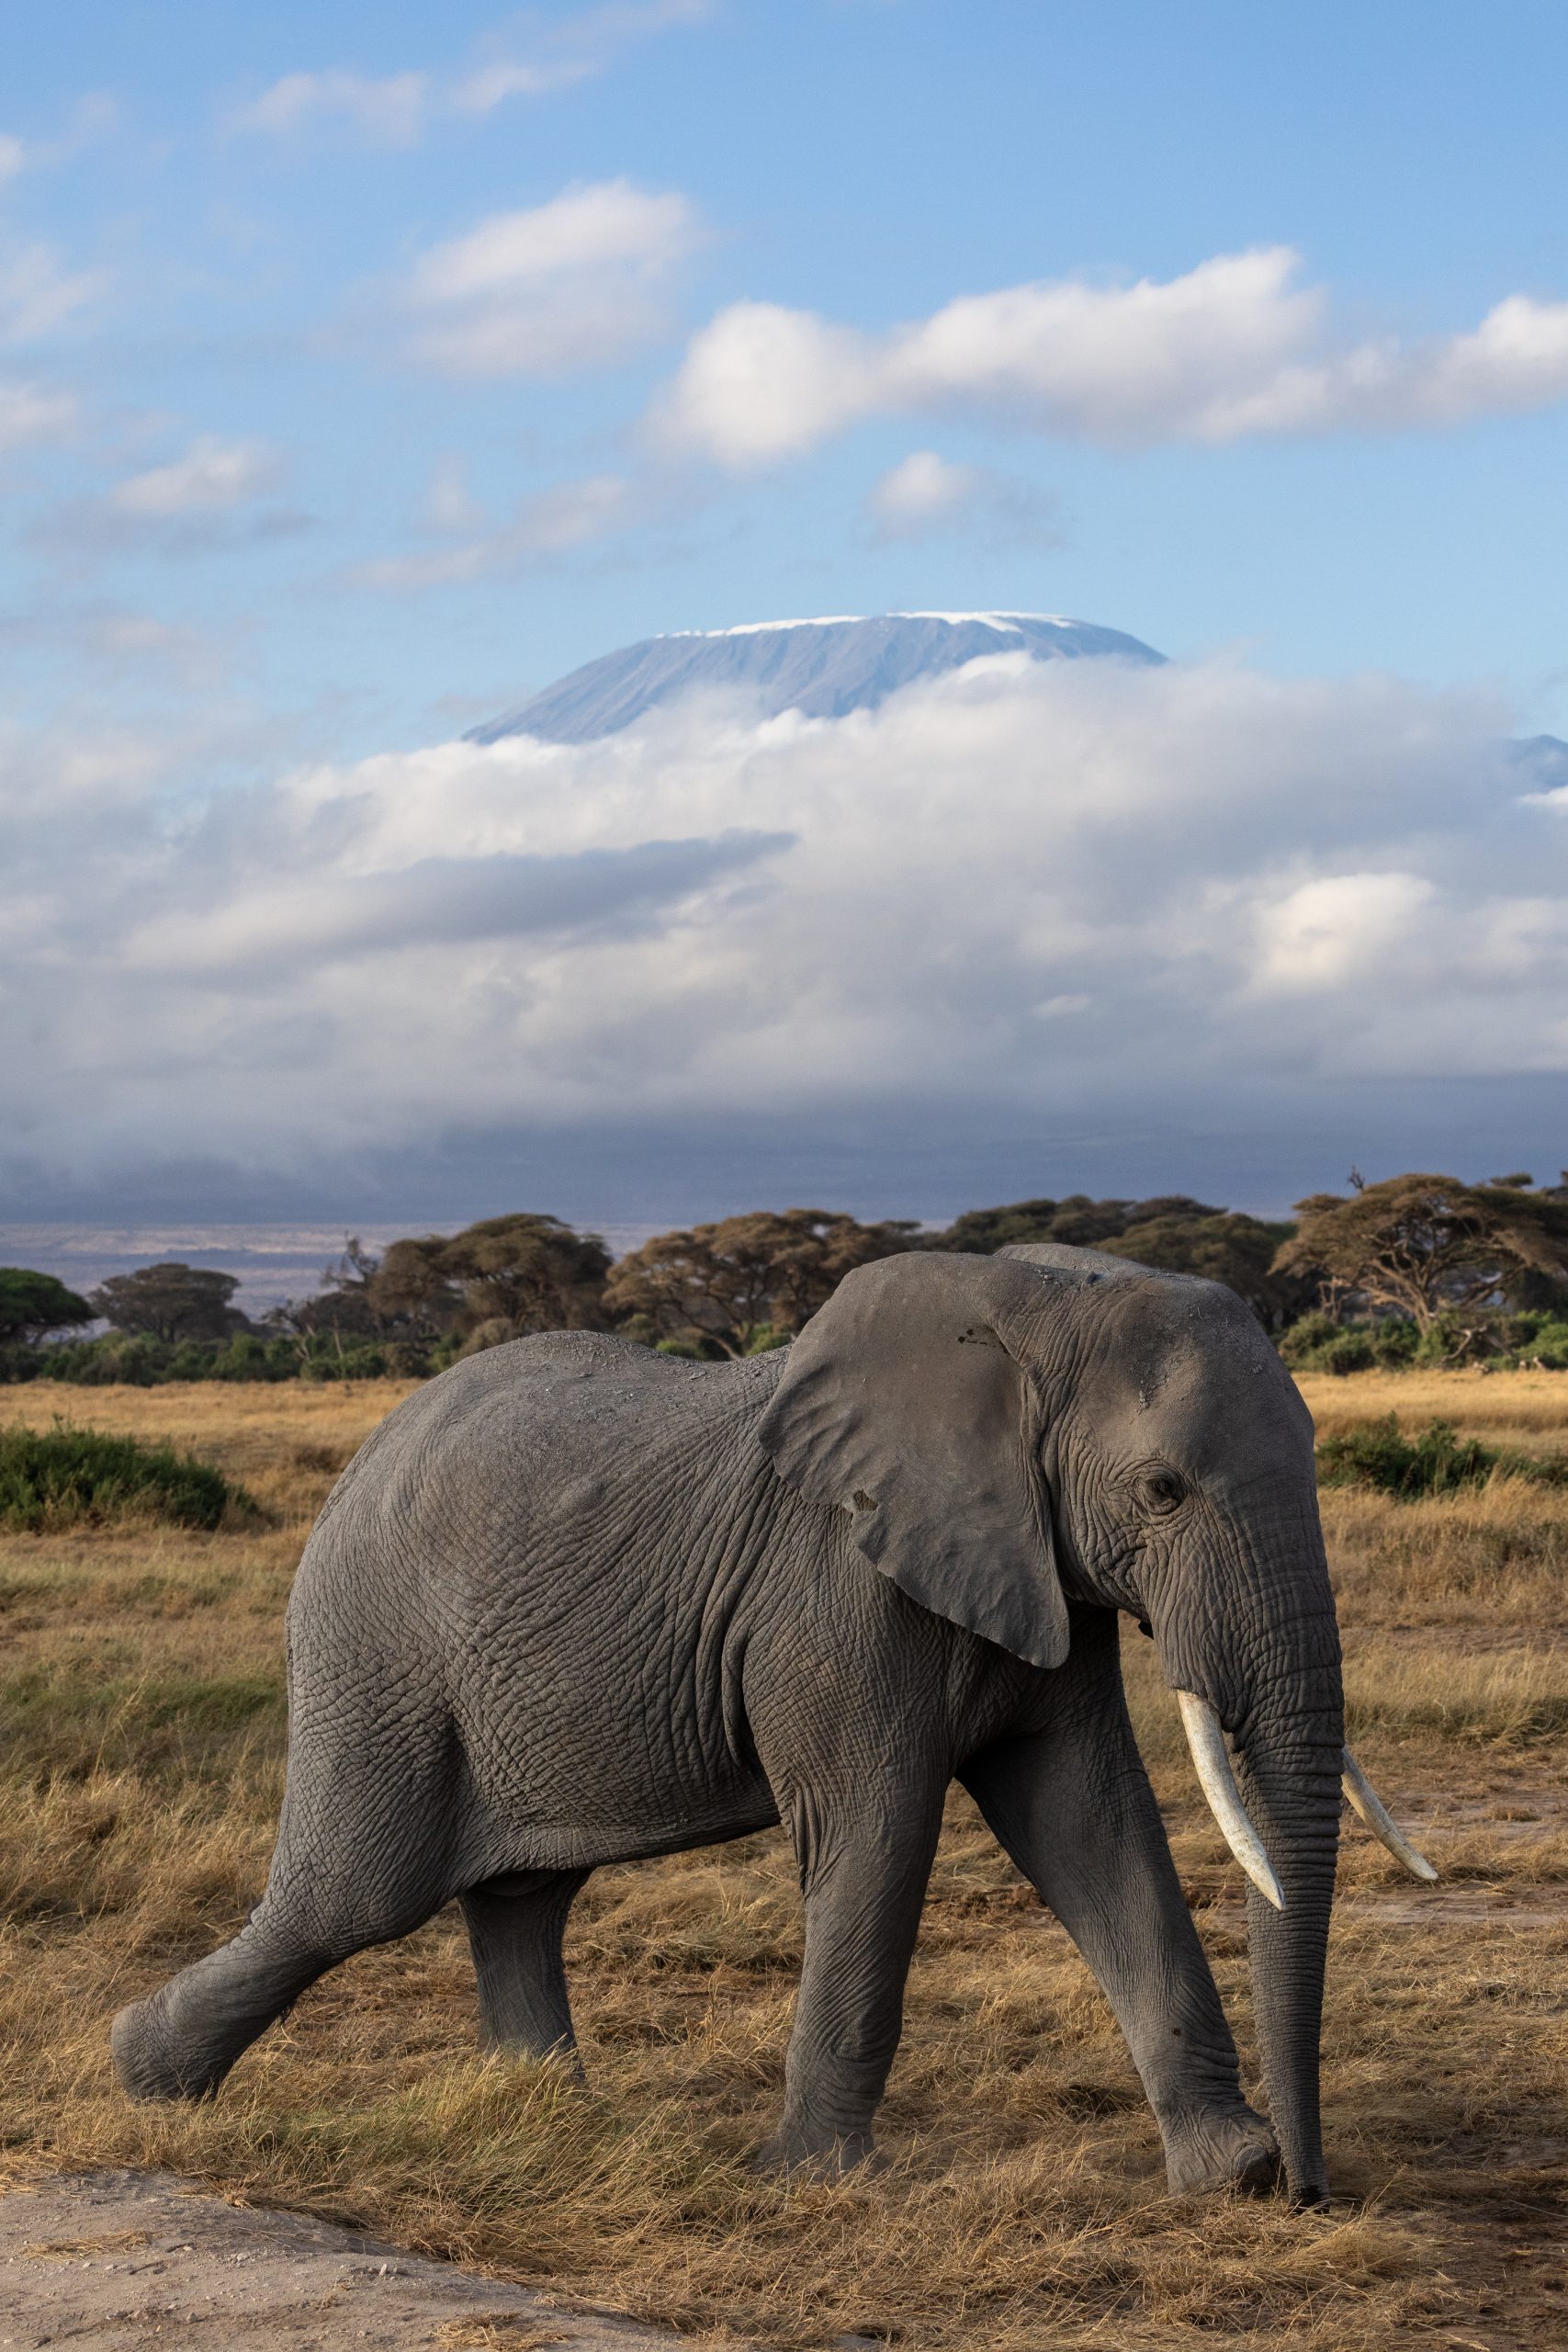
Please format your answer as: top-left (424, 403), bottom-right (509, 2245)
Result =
top-left (303, 1330), bottom-right (781, 1589)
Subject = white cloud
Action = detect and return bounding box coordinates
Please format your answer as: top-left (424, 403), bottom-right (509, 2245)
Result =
top-left (402, 180), bottom-right (700, 377)
top-left (421, 455), bottom-right (486, 536)
top-left (0, 379), bottom-right (78, 454)
top-left (0, 96), bottom-right (118, 179)
top-left (359, 472), bottom-right (635, 588)
top-left (453, 0), bottom-right (715, 111)
top-left (6, 650), bottom-right (1566, 1200)
top-left (231, 5), bottom-right (713, 147)
top-left (31, 436), bottom-right (308, 560)
top-left (231, 70), bottom-right (429, 146)
top-left (109, 436), bottom-right (279, 519)
top-left (868, 449), bottom-right (981, 528)
top-left (865, 448), bottom-right (1061, 544)
top-left (655, 247), bottom-right (1568, 465)
top-left (1247, 871), bottom-right (1437, 992)
top-left (0, 240), bottom-right (104, 344)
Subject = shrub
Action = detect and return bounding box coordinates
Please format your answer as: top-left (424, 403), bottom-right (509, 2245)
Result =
top-left (1315, 1414), bottom-right (1568, 1499)
top-left (4, 1328), bottom-right (427, 1385)
top-left (0, 1422), bottom-right (254, 1532)
top-left (1506, 1312), bottom-right (1568, 1370)
top-left (1316, 1415), bottom-right (1498, 1498)
top-left (1280, 1312), bottom-right (1388, 1374)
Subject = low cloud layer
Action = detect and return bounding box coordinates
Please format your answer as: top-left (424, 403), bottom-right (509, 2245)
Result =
top-left (5, 653), bottom-right (1565, 1214)
top-left (656, 247), bottom-right (1568, 464)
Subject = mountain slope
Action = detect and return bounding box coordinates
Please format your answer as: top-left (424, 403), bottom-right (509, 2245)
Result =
top-left (468, 611), bottom-right (1166, 745)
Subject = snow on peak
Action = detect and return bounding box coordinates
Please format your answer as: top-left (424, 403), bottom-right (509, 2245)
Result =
top-left (468, 610), bottom-right (1165, 746)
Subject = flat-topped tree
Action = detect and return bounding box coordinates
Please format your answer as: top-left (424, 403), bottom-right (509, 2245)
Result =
top-left (604, 1209), bottom-right (919, 1357)
top-left (278, 1217), bottom-right (613, 1348)
top-left (0, 1268), bottom-right (95, 1346)
top-left (439, 1215), bottom-right (611, 1338)
top-left (940, 1194), bottom-right (1225, 1255)
top-left (90, 1263), bottom-right (243, 1343)
top-left (1272, 1172), bottom-right (1568, 1329)
top-left (1099, 1211), bottom-right (1310, 1329)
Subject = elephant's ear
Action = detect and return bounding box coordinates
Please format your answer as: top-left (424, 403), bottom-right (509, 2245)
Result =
top-left (756, 1251), bottom-right (1068, 1670)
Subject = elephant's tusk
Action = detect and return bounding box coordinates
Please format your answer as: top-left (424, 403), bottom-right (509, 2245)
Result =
top-left (1175, 1690), bottom-right (1285, 1913)
top-left (1340, 1747), bottom-right (1438, 1883)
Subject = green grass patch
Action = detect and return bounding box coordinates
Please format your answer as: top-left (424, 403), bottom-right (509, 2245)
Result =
top-left (1315, 1413), bottom-right (1568, 1500)
top-left (0, 1664), bottom-right (286, 1778)
top-left (0, 1421), bottom-right (256, 1532)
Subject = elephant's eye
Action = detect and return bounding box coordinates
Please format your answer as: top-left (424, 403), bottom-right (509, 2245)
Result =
top-left (1140, 1468), bottom-right (1186, 1514)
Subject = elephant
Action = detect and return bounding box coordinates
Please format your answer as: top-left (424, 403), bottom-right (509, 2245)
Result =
top-left (111, 1244), bottom-right (1434, 2206)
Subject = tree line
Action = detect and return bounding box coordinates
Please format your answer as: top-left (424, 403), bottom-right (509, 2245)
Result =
top-left (4, 1170), bottom-right (1567, 1385)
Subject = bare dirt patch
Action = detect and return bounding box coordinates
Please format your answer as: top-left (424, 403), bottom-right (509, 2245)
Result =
top-left (0, 2167), bottom-right (677, 2349)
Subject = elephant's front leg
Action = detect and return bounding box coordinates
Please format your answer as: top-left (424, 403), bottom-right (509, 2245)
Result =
top-left (962, 1611), bottom-right (1278, 2196)
top-left (758, 1783), bottom-right (946, 2177)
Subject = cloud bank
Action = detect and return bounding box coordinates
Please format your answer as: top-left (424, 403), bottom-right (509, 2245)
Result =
top-left (5, 652), bottom-right (1565, 1214)
top-left (656, 247), bottom-right (1568, 463)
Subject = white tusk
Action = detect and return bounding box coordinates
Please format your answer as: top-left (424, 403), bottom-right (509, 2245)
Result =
top-left (1175, 1690), bottom-right (1285, 1913)
top-left (1341, 1747), bottom-right (1438, 1883)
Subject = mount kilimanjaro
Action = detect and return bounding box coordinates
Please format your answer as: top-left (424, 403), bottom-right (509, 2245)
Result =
top-left (468, 611), bottom-right (1166, 745)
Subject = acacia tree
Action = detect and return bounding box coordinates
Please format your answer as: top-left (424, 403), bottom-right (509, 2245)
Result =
top-left (939, 1193), bottom-right (1227, 1253)
top-left (933, 1193), bottom-right (1307, 1327)
top-left (439, 1214), bottom-right (611, 1338)
top-left (0, 1268), bottom-right (96, 1346)
top-left (1100, 1210), bottom-right (1310, 1329)
top-left (90, 1262), bottom-right (243, 1342)
top-left (1272, 1173), bottom-right (1568, 1331)
top-left (604, 1209), bottom-right (918, 1357)
top-left (273, 1217), bottom-right (612, 1353)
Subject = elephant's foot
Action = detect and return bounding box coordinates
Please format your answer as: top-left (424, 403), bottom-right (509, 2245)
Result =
top-left (751, 2122), bottom-right (885, 2181)
top-left (111, 1991), bottom-right (231, 2103)
top-left (1162, 2104), bottom-right (1279, 2198)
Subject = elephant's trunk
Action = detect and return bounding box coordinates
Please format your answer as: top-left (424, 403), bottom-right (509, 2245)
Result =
top-left (1231, 1667), bottom-right (1344, 2206)
top-left (1156, 1491), bottom-right (1345, 2205)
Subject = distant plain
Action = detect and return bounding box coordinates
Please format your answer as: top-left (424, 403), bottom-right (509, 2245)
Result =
top-left (0, 1370), bottom-right (1562, 2349)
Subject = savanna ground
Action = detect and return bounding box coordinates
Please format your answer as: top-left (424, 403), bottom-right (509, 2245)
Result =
top-left (0, 1371), bottom-right (1563, 2350)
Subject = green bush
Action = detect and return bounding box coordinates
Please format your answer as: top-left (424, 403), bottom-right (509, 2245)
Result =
top-left (1280, 1311), bottom-right (1386, 1374)
top-left (1506, 1312), bottom-right (1568, 1369)
top-left (1280, 1310), bottom-right (1496, 1374)
top-left (1315, 1415), bottom-right (1497, 1497)
top-left (1315, 1413), bottom-right (1568, 1499)
top-left (0, 1422), bottom-right (255, 1532)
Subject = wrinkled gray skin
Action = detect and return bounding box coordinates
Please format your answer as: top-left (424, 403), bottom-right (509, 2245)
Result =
top-left (112, 1248), bottom-right (1342, 2205)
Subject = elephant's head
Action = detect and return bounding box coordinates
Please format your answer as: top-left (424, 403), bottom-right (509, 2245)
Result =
top-left (758, 1245), bottom-right (1433, 2206)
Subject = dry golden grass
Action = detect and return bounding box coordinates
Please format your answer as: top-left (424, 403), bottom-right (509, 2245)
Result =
top-left (1, 1373), bottom-right (1565, 2349)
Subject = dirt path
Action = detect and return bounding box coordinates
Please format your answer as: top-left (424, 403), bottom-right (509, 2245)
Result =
top-left (0, 2169), bottom-right (682, 2351)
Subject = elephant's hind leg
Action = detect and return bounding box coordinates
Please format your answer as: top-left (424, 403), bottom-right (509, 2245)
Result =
top-left (110, 1910), bottom-right (338, 2102)
top-left (461, 1869), bottom-right (590, 2063)
top-left (113, 1676), bottom-right (459, 2102)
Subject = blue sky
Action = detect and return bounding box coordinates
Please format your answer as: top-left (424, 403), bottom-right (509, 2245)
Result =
top-left (6, 2), bottom-right (1568, 1227)
top-left (7, 0), bottom-right (1568, 746)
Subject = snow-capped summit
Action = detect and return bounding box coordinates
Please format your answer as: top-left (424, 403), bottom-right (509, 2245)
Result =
top-left (468, 611), bottom-right (1165, 745)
